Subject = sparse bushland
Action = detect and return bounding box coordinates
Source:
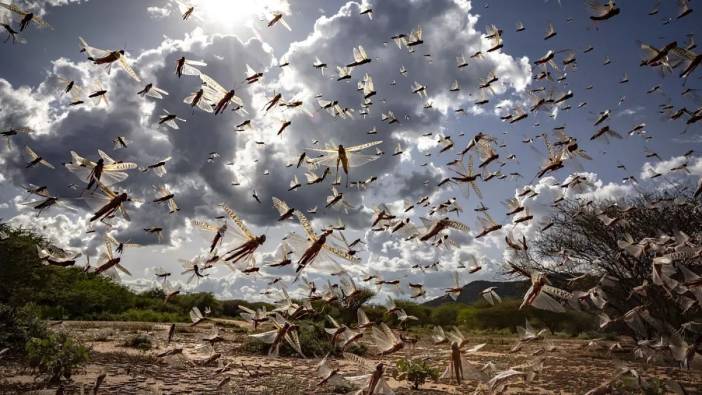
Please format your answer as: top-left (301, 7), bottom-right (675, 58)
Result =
top-left (2, 223), bottom-right (602, 343)
top-left (0, 224), bottom-right (222, 323)
top-left (456, 299), bottom-right (596, 335)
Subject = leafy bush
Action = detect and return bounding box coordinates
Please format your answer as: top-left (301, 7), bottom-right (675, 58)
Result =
top-left (1, 303), bottom-right (89, 384)
top-left (456, 306), bottom-right (480, 328)
top-left (395, 357), bottom-right (440, 390)
top-left (241, 320), bottom-right (366, 358)
top-left (430, 303), bottom-right (463, 326)
top-left (297, 321), bottom-right (335, 357)
top-left (0, 303), bottom-right (48, 353)
top-left (305, 288), bottom-right (375, 326)
top-left (122, 334), bottom-right (153, 351)
top-left (25, 331), bottom-right (89, 384)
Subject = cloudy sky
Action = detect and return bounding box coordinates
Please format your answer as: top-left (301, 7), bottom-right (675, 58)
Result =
top-left (1, 0), bottom-right (700, 302)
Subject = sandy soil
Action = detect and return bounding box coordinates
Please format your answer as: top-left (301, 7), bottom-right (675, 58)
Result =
top-left (1, 320), bottom-right (700, 394)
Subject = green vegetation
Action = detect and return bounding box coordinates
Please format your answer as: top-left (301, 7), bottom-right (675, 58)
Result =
top-left (0, 303), bottom-right (89, 384)
top-left (25, 331), bottom-right (89, 384)
top-left (396, 357), bottom-right (440, 390)
top-left (0, 224), bottom-right (221, 322)
top-left (1, 224), bottom-right (600, 338)
top-left (361, 299), bottom-right (595, 336)
top-left (122, 333), bottom-right (153, 351)
top-left (241, 319), bottom-right (367, 358)
top-left (0, 303), bottom-right (50, 354)
top-left (455, 300), bottom-right (595, 335)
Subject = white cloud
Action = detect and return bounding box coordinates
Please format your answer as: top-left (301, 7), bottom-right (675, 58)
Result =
top-left (0, 0), bottom-right (538, 301)
top-left (0, 79), bottom-right (54, 134)
top-left (2, 0), bottom-right (690, 303)
top-left (0, 0), bottom-right (86, 17)
top-left (641, 156), bottom-right (701, 180)
top-left (146, 6), bottom-right (171, 20)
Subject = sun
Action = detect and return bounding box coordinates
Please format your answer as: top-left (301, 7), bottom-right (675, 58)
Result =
top-left (194, 0), bottom-right (290, 29)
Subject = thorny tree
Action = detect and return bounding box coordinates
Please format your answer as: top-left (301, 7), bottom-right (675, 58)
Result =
top-left (506, 190), bottom-right (702, 365)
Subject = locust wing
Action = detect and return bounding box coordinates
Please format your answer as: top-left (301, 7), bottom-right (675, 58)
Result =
top-left (221, 204), bottom-right (255, 241)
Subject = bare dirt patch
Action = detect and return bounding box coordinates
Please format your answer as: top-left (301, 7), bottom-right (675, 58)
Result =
top-left (1, 321), bottom-right (700, 394)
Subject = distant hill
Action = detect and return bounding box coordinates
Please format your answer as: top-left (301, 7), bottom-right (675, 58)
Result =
top-left (423, 279), bottom-right (530, 307)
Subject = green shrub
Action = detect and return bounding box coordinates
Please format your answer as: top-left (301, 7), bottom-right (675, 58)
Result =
top-left (395, 301), bottom-right (431, 327)
top-left (468, 300), bottom-right (527, 330)
top-left (25, 331), bottom-right (89, 384)
top-left (530, 307), bottom-right (595, 335)
top-left (362, 305), bottom-right (386, 324)
top-left (240, 321), bottom-right (366, 358)
top-left (1, 303), bottom-right (89, 384)
top-left (430, 303), bottom-right (464, 326)
top-left (304, 293), bottom-right (374, 327)
top-left (122, 334), bottom-right (153, 351)
top-left (0, 303), bottom-right (48, 353)
top-left (297, 321), bottom-right (334, 357)
top-left (395, 357), bottom-right (440, 390)
top-left (454, 299), bottom-right (596, 335)
top-left (456, 306), bottom-right (480, 328)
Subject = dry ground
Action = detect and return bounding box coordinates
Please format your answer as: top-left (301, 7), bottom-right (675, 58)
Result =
top-left (1, 320), bottom-right (700, 394)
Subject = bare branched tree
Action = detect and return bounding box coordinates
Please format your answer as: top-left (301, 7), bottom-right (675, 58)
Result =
top-left (505, 190), bottom-right (702, 366)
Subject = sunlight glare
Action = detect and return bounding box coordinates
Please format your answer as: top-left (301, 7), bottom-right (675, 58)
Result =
top-left (196, 0), bottom-right (290, 29)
